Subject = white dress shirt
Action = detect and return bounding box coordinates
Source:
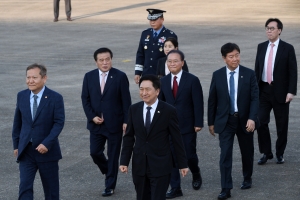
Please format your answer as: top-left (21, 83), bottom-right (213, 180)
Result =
top-left (98, 69), bottom-right (109, 85)
top-left (30, 86), bottom-right (45, 118)
top-left (143, 98), bottom-right (159, 124)
top-left (262, 38), bottom-right (279, 82)
top-left (171, 70), bottom-right (183, 89)
top-left (226, 66), bottom-right (239, 112)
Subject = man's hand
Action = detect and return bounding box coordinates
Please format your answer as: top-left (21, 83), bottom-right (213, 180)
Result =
top-left (123, 123), bottom-right (127, 135)
top-left (134, 75), bottom-right (140, 84)
top-left (14, 149), bottom-right (18, 157)
top-left (194, 127), bottom-right (202, 132)
top-left (180, 168), bottom-right (189, 177)
top-left (286, 93), bottom-right (294, 103)
top-left (119, 165), bottom-right (128, 173)
top-left (36, 144), bottom-right (48, 154)
top-left (246, 119), bottom-right (255, 132)
top-left (93, 116), bottom-right (104, 125)
top-left (209, 125), bottom-right (215, 137)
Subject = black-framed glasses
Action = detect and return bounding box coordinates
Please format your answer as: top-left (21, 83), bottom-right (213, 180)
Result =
top-left (265, 27), bottom-right (277, 31)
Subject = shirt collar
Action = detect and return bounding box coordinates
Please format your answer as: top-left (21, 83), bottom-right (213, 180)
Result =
top-left (30, 86), bottom-right (45, 98)
top-left (269, 38), bottom-right (280, 46)
top-left (144, 98), bottom-right (159, 110)
top-left (171, 69), bottom-right (183, 80)
top-left (98, 69), bottom-right (109, 75)
top-left (226, 65), bottom-right (239, 74)
top-left (153, 26), bottom-right (164, 35)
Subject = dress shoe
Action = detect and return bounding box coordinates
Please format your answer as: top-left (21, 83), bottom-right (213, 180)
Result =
top-left (192, 172), bottom-right (202, 190)
top-left (166, 188), bottom-right (183, 199)
top-left (240, 179), bottom-right (252, 189)
top-left (257, 153), bottom-right (273, 165)
top-left (102, 189), bottom-right (114, 197)
top-left (218, 189), bottom-right (231, 200)
top-left (67, 17), bottom-right (72, 21)
top-left (53, 18), bottom-right (58, 22)
top-left (276, 156), bottom-right (285, 164)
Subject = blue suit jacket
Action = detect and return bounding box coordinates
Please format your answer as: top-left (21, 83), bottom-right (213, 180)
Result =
top-left (207, 65), bottom-right (259, 134)
top-left (81, 67), bottom-right (131, 133)
top-left (159, 71), bottom-right (204, 134)
top-left (12, 86), bottom-right (65, 162)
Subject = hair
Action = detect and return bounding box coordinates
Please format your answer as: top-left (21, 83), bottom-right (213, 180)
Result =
top-left (93, 47), bottom-right (113, 61)
top-left (139, 74), bottom-right (161, 90)
top-left (221, 43), bottom-right (240, 57)
top-left (265, 18), bottom-right (283, 33)
top-left (26, 63), bottom-right (47, 77)
top-left (164, 37), bottom-right (178, 48)
top-left (167, 49), bottom-right (185, 61)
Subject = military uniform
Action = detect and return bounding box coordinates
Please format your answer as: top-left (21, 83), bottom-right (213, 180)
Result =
top-left (135, 27), bottom-right (177, 76)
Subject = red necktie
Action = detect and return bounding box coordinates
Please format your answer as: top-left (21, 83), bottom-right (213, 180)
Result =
top-left (267, 43), bottom-right (275, 84)
top-left (173, 76), bottom-right (178, 98)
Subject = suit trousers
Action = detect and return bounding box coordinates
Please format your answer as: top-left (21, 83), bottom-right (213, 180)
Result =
top-left (53, 0), bottom-right (71, 18)
top-left (219, 115), bottom-right (254, 189)
top-left (257, 81), bottom-right (290, 157)
top-left (169, 132), bottom-right (200, 188)
top-left (132, 157), bottom-right (171, 200)
top-left (19, 143), bottom-right (59, 200)
top-left (90, 125), bottom-right (122, 189)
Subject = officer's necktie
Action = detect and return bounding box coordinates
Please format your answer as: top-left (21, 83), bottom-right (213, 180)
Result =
top-left (267, 43), bottom-right (275, 84)
top-left (153, 32), bottom-right (158, 40)
top-left (173, 76), bottom-right (178, 98)
top-left (145, 107), bottom-right (152, 133)
top-left (32, 95), bottom-right (38, 119)
top-left (101, 73), bottom-right (106, 93)
top-left (229, 71), bottom-right (235, 115)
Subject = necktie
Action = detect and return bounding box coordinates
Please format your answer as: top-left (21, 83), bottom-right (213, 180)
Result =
top-left (32, 95), bottom-right (38, 119)
top-left (229, 71), bottom-right (235, 115)
top-left (267, 43), bottom-right (275, 84)
top-left (101, 73), bottom-right (106, 93)
top-left (172, 76), bottom-right (178, 98)
top-left (153, 32), bottom-right (158, 40)
top-left (145, 107), bottom-right (152, 132)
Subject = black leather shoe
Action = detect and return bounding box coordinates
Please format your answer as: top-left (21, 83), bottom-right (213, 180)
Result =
top-left (192, 172), bottom-right (202, 190)
top-left (276, 156), bottom-right (285, 164)
top-left (166, 188), bottom-right (183, 199)
top-left (218, 189), bottom-right (231, 200)
top-left (257, 153), bottom-right (273, 165)
top-left (102, 189), bottom-right (114, 197)
top-left (240, 179), bottom-right (252, 189)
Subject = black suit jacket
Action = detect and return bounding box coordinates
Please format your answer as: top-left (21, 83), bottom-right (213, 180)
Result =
top-left (207, 66), bottom-right (259, 134)
top-left (159, 71), bottom-right (204, 134)
top-left (156, 57), bottom-right (189, 77)
top-left (120, 100), bottom-right (187, 177)
top-left (255, 39), bottom-right (297, 103)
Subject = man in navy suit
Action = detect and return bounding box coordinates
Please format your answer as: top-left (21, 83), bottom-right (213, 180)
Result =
top-left (12, 63), bottom-right (65, 200)
top-left (208, 43), bottom-right (259, 200)
top-left (255, 18), bottom-right (298, 165)
top-left (81, 47), bottom-right (131, 197)
top-left (159, 50), bottom-right (203, 198)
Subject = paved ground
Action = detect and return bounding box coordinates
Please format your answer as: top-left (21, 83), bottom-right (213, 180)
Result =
top-left (0, 0), bottom-right (300, 199)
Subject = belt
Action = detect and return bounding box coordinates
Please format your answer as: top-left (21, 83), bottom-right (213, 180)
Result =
top-left (229, 112), bottom-right (239, 117)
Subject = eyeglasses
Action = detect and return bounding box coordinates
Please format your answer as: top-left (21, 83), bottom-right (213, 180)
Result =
top-left (98, 57), bottom-right (111, 63)
top-left (265, 27), bottom-right (277, 31)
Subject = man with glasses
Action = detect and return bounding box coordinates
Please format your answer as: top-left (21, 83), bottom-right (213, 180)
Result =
top-left (254, 18), bottom-right (297, 165)
top-left (134, 9), bottom-right (177, 84)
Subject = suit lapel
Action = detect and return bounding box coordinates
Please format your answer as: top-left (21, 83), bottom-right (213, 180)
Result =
top-left (274, 40), bottom-right (284, 70)
top-left (221, 67), bottom-right (230, 101)
top-left (93, 69), bottom-right (101, 97)
top-left (260, 41), bottom-right (269, 75)
top-left (148, 101), bottom-right (163, 135)
top-left (102, 68), bottom-right (116, 96)
top-left (24, 90), bottom-right (33, 122)
top-left (164, 74), bottom-right (175, 101)
top-left (33, 87), bottom-right (50, 122)
top-left (237, 66), bottom-right (244, 99)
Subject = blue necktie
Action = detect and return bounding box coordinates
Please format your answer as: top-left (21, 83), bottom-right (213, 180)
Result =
top-left (153, 32), bottom-right (158, 40)
top-left (145, 107), bottom-right (152, 132)
top-left (229, 71), bottom-right (235, 115)
top-left (32, 95), bottom-right (38, 119)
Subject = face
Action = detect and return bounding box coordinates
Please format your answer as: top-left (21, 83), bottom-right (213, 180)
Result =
top-left (265, 21), bottom-right (281, 43)
top-left (149, 17), bottom-right (164, 31)
top-left (164, 41), bottom-right (177, 55)
top-left (95, 52), bottom-right (112, 72)
top-left (167, 53), bottom-right (184, 75)
top-left (139, 80), bottom-right (160, 106)
top-left (223, 49), bottom-right (240, 71)
top-left (26, 68), bottom-right (47, 94)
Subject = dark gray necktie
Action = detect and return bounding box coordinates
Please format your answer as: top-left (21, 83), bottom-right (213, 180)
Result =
top-left (229, 71), bottom-right (235, 115)
top-left (153, 32), bottom-right (158, 40)
top-left (145, 107), bottom-right (152, 132)
top-left (32, 95), bottom-right (38, 119)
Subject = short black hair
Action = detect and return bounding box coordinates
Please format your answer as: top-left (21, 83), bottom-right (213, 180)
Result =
top-left (26, 63), bottom-right (47, 77)
top-left (265, 18), bottom-right (283, 34)
top-left (164, 37), bottom-right (178, 48)
top-left (93, 47), bottom-right (113, 61)
top-left (221, 43), bottom-right (240, 57)
top-left (167, 49), bottom-right (185, 61)
top-left (139, 74), bottom-right (160, 90)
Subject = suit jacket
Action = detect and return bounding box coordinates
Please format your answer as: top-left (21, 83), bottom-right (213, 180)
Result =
top-left (135, 26), bottom-right (177, 76)
top-left (120, 101), bottom-right (187, 177)
top-left (207, 65), bottom-right (259, 134)
top-left (81, 67), bottom-right (131, 133)
top-left (156, 57), bottom-right (189, 77)
top-left (12, 86), bottom-right (65, 162)
top-left (255, 39), bottom-right (297, 103)
top-left (159, 71), bottom-right (204, 134)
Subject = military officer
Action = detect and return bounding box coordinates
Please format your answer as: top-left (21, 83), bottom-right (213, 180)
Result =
top-left (134, 8), bottom-right (177, 84)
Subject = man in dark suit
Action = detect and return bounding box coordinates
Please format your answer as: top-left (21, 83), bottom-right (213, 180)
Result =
top-left (208, 43), bottom-right (259, 200)
top-left (12, 63), bottom-right (65, 200)
top-left (134, 8), bottom-right (177, 84)
top-left (120, 75), bottom-right (188, 200)
top-left (81, 47), bottom-right (131, 197)
top-left (53, 0), bottom-right (72, 22)
top-left (254, 18), bottom-right (297, 165)
top-left (159, 50), bottom-right (203, 198)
